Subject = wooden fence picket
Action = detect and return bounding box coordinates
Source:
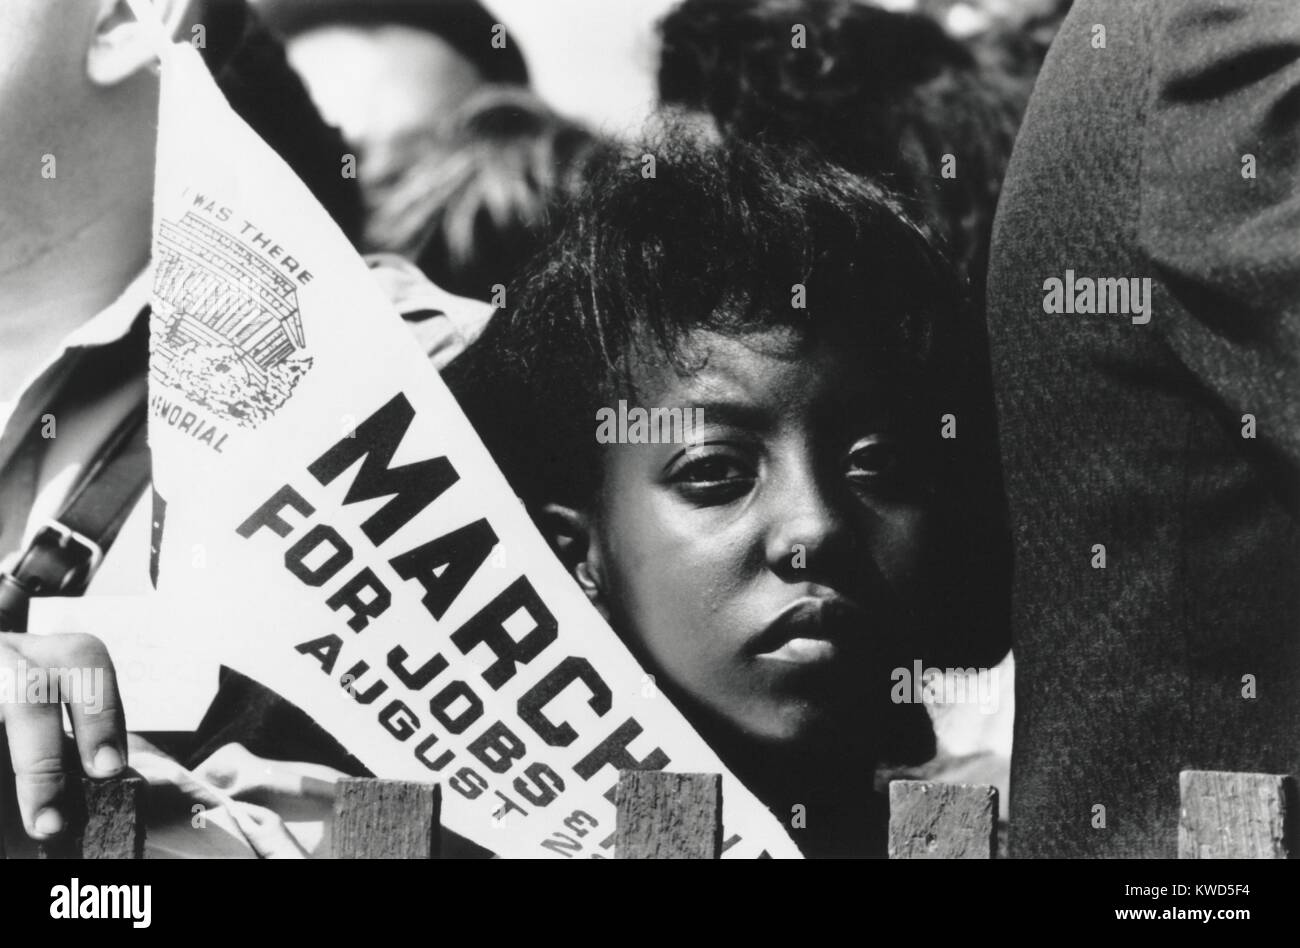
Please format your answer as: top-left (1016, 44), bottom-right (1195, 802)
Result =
top-left (37, 774), bottom-right (147, 860)
top-left (615, 771), bottom-right (722, 859)
top-left (1178, 770), bottom-right (1295, 859)
top-left (331, 777), bottom-right (440, 859)
top-left (888, 779), bottom-right (998, 859)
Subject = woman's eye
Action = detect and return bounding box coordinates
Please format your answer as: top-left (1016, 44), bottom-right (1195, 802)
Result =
top-left (669, 451), bottom-right (755, 502)
top-left (676, 454), bottom-right (750, 484)
top-left (846, 439), bottom-right (900, 480)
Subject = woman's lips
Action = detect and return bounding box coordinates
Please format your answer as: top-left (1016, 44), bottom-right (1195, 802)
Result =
top-left (751, 596), bottom-right (864, 665)
top-left (761, 636), bottom-right (839, 664)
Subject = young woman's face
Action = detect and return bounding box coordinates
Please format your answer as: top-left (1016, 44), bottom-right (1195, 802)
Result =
top-left (585, 326), bottom-right (938, 753)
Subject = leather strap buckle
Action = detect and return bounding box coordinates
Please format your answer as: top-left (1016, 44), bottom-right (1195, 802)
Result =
top-left (24, 521), bottom-right (105, 594)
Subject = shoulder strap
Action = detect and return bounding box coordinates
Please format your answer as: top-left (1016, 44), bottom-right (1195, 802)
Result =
top-left (0, 399), bottom-right (150, 632)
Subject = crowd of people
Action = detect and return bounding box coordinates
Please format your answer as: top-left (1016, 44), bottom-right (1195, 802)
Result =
top-left (2, 0), bottom-right (1295, 861)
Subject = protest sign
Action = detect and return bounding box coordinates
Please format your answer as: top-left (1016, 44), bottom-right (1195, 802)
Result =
top-left (139, 27), bottom-right (801, 858)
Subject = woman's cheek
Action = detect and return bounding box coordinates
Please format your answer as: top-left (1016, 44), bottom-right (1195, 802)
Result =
top-left (606, 508), bottom-right (752, 694)
top-left (871, 503), bottom-right (934, 589)
top-left (599, 495), bottom-right (703, 652)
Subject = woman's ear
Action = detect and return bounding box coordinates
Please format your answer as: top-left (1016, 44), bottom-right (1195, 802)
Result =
top-left (539, 503), bottom-right (610, 621)
top-left (86, 0), bottom-right (191, 87)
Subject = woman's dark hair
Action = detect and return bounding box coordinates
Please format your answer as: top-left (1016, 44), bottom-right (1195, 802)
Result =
top-left (444, 131), bottom-right (1009, 667)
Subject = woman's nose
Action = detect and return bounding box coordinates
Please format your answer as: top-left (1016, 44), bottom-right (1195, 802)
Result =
top-left (763, 467), bottom-right (856, 579)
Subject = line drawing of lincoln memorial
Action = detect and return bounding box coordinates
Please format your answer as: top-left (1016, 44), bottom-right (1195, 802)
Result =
top-left (153, 211), bottom-right (307, 387)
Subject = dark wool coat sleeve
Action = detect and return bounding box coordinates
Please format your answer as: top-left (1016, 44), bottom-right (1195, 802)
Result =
top-left (985, 0), bottom-right (1300, 858)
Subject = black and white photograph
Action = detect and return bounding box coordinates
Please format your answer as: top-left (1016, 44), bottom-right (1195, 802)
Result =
top-left (0, 0), bottom-right (1295, 924)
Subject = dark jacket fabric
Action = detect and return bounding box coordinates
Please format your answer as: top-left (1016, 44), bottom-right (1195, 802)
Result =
top-left (202, 1), bottom-right (366, 243)
top-left (986, 0), bottom-right (1300, 857)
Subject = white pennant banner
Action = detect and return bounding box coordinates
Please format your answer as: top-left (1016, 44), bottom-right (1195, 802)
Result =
top-left (139, 25), bottom-right (800, 858)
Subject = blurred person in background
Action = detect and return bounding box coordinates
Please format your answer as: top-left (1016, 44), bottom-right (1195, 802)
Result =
top-left (656, 0), bottom-right (1033, 291)
top-left (257, 0), bottom-right (529, 208)
top-left (365, 86), bottom-right (608, 302)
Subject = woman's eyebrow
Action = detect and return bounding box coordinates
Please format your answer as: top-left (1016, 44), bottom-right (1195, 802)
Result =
top-left (684, 399), bottom-right (771, 430)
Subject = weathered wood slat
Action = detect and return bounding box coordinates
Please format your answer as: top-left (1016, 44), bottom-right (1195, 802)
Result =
top-left (615, 771), bottom-right (721, 859)
top-left (332, 778), bottom-right (440, 859)
top-left (1178, 770), bottom-right (1295, 859)
top-left (38, 774), bottom-right (147, 859)
top-left (888, 780), bottom-right (997, 859)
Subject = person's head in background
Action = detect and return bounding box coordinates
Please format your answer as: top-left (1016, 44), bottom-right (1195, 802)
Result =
top-left (444, 133), bottom-right (1010, 856)
top-left (656, 0), bottom-right (1031, 290)
top-left (365, 86), bottom-right (607, 302)
top-left (257, 0), bottom-right (530, 198)
top-left (0, 0), bottom-right (361, 344)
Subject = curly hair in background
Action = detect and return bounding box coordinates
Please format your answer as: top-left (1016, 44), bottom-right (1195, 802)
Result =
top-left (657, 0), bottom-right (1033, 289)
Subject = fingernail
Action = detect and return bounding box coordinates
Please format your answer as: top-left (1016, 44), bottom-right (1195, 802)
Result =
top-left (92, 745), bottom-right (124, 776)
top-left (34, 808), bottom-right (63, 836)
